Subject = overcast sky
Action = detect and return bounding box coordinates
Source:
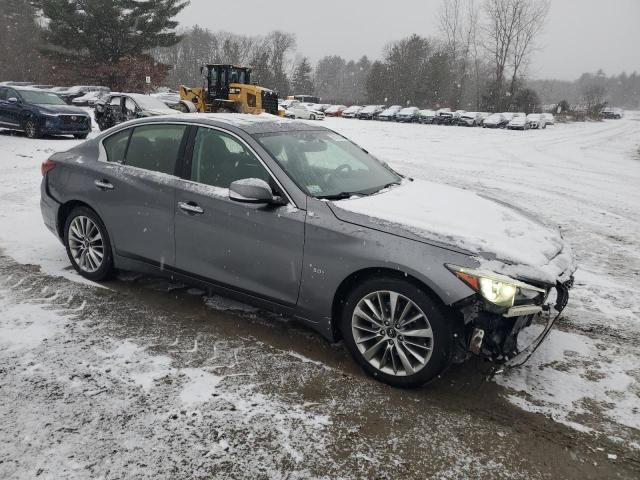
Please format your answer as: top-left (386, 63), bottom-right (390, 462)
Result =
top-left (178, 0), bottom-right (640, 80)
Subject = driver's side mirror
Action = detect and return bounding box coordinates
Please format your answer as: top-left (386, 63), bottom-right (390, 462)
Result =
top-left (7, 97), bottom-right (18, 104)
top-left (229, 178), bottom-right (285, 205)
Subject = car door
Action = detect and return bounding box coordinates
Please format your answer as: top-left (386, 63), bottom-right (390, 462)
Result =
top-left (1, 88), bottom-right (23, 127)
top-left (174, 126), bottom-right (306, 306)
top-left (86, 123), bottom-right (189, 267)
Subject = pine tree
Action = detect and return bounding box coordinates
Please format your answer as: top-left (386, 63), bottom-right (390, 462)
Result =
top-left (38, 0), bottom-right (188, 89)
top-left (291, 57), bottom-right (314, 95)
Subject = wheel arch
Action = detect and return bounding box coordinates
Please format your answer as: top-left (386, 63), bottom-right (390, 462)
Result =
top-left (57, 200), bottom-right (100, 239)
top-left (330, 267), bottom-right (460, 342)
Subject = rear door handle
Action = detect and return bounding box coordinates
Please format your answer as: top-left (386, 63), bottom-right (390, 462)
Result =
top-left (178, 201), bottom-right (204, 215)
top-left (94, 179), bottom-right (114, 190)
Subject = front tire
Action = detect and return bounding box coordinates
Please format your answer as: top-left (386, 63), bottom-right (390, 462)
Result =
top-left (64, 206), bottom-right (114, 281)
top-left (340, 277), bottom-right (453, 388)
top-left (24, 118), bottom-right (41, 139)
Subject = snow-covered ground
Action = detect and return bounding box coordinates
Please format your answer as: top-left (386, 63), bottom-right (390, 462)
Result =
top-left (0, 114), bottom-right (639, 478)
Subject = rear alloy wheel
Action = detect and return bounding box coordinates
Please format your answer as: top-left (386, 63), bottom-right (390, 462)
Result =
top-left (341, 278), bottom-right (452, 388)
top-left (64, 207), bottom-right (114, 281)
top-left (24, 118), bottom-right (41, 139)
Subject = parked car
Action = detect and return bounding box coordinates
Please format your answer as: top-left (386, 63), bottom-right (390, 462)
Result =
top-left (359, 105), bottom-right (385, 120)
top-left (458, 112), bottom-right (482, 127)
top-left (541, 113), bottom-right (555, 125)
top-left (324, 105), bottom-right (347, 117)
top-left (507, 115), bottom-right (529, 130)
top-left (280, 99), bottom-right (300, 110)
top-left (94, 93), bottom-right (178, 131)
top-left (72, 91), bottom-right (109, 107)
top-left (288, 103), bottom-right (325, 120)
top-left (477, 112), bottom-right (491, 126)
top-left (432, 108), bottom-right (454, 125)
top-left (377, 105), bottom-right (403, 121)
top-left (450, 110), bottom-right (467, 125)
top-left (418, 109), bottom-right (437, 124)
top-left (341, 105), bottom-right (363, 119)
top-left (0, 86), bottom-right (91, 139)
top-left (59, 85), bottom-right (110, 105)
top-left (40, 114), bottom-right (575, 388)
top-left (396, 107), bottom-right (420, 123)
top-left (601, 107), bottom-right (623, 119)
top-left (526, 113), bottom-right (546, 129)
top-left (482, 113), bottom-right (507, 129)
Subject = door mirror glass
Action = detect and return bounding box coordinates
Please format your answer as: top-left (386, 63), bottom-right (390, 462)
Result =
top-left (229, 178), bottom-right (275, 204)
top-left (8, 97), bottom-right (18, 104)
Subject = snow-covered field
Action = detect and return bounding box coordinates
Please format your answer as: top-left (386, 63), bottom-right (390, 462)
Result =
top-left (0, 114), bottom-right (639, 478)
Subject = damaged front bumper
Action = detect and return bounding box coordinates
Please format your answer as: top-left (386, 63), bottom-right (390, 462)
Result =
top-left (456, 276), bottom-right (574, 367)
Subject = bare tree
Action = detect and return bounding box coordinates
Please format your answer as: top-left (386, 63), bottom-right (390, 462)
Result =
top-left (482, 0), bottom-right (549, 110)
top-left (507, 0), bottom-right (550, 98)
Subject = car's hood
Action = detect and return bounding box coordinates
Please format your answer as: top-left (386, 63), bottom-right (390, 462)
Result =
top-left (330, 179), bottom-right (575, 284)
top-left (36, 104), bottom-right (90, 115)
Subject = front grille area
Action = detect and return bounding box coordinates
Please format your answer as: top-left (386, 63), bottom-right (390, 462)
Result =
top-left (261, 90), bottom-right (279, 115)
top-left (58, 115), bottom-right (90, 131)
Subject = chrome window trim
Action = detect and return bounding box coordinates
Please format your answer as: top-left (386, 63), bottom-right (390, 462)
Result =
top-left (97, 120), bottom-right (299, 209)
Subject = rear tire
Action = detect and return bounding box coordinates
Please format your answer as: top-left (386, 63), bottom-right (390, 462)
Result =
top-left (64, 206), bottom-right (114, 282)
top-left (340, 277), bottom-right (453, 388)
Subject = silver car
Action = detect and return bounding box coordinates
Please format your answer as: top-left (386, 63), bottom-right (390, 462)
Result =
top-left (40, 114), bottom-right (575, 388)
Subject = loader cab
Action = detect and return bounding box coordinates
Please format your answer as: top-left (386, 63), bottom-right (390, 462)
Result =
top-left (201, 64), bottom-right (252, 101)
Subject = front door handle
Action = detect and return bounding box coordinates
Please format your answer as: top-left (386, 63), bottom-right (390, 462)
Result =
top-left (178, 201), bottom-right (204, 215)
top-left (94, 179), bottom-right (114, 190)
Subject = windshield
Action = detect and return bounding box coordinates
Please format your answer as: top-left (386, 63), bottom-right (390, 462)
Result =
top-left (130, 95), bottom-right (171, 110)
top-left (19, 90), bottom-right (66, 105)
top-left (255, 130), bottom-right (402, 199)
top-left (344, 106), bottom-right (361, 113)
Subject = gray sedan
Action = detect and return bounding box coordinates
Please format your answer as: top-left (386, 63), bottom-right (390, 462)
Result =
top-left (40, 114), bottom-right (575, 387)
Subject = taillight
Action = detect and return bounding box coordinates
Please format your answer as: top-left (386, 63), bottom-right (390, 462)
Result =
top-left (41, 159), bottom-right (56, 176)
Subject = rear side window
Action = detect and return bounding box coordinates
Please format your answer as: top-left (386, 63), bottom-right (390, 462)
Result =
top-left (125, 124), bottom-right (187, 175)
top-left (103, 129), bottom-right (131, 163)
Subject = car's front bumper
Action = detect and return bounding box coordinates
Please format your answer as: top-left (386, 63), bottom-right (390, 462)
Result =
top-left (459, 276), bottom-right (573, 365)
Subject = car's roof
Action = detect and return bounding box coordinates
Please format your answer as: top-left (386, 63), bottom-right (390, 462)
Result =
top-left (110, 113), bottom-right (324, 135)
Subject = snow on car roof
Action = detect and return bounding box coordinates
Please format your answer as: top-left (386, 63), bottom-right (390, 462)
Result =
top-left (127, 112), bottom-right (322, 134)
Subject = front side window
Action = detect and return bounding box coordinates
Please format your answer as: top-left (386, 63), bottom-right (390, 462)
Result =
top-left (255, 130), bottom-right (401, 198)
top-left (110, 96), bottom-right (121, 106)
top-left (190, 128), bottom-right (270, 189)
top-left (125, 124), bottom-right (187, 175)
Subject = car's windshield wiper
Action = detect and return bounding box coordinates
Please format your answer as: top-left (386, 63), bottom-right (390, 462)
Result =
top-left (317, 192), bottom-right (357, 200)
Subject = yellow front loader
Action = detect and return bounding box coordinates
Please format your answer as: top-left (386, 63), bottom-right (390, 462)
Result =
top-left (179, 64), bottom-right (280, 115)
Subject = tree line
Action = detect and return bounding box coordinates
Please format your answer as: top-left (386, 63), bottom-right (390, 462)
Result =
top-left (2, 0), bottom-right (636, 112)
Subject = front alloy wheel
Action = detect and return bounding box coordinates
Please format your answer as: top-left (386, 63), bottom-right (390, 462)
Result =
top-left (352, 291), bottom-right (433, 376)
top-left (24, 119), bottom-right (41, 139)
top-left (341, 278), bottom-right (452, 388)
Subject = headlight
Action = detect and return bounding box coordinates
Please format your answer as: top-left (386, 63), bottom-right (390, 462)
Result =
top-left (447, 265), bottom-right (545, 308)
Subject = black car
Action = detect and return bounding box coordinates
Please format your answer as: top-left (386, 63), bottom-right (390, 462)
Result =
top-left (0, 86), bottom-right (91, 139)
top-left (94, 93), bottom-right (179, 131)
